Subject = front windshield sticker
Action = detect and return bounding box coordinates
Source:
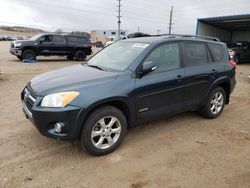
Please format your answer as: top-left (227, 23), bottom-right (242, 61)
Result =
top-left (132, 43), bottom-right (149, 48)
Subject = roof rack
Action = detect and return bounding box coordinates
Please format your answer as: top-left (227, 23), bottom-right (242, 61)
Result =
top-left (151, 34), bottom-right (220, 42)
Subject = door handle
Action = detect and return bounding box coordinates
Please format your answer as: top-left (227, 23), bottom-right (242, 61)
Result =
top-left (212, 69), bottom-right (217, 73)
top-left (176, 74), bottom-right (183, 82)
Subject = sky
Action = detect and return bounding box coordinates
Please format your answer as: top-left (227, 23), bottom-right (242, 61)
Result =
top-left (0, 0), bottom-right (250, 35)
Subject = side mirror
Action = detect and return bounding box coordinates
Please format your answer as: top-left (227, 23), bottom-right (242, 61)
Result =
top-left (138, 61), bottom-right (157, 77)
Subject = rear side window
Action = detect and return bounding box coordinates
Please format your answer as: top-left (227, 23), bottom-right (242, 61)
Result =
top-left (208, 43), bottom-right (224, 62)
top-left (53, 35), bottom-right (66, 43)
top-left (67, 36), bottom-right (88, 43)
top-left (183, 42), bottom-right (208, 66)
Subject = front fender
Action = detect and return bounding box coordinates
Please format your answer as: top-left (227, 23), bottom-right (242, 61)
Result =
top-left (72, 96), bottom-right (135, 139)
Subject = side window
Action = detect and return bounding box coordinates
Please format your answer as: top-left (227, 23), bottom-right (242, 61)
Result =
top-left (183, 42), bottom-right (208, 66)
top-left (208, 43), bottom-right (225, 62)
top-left (68, 36), bottom-right (87, 43)
top-left (44, 35), bottom-right (53, 42)
top-left (144, 43), bottom-right (180, 73)
top-left (53, 35), bottom-right (66, 43)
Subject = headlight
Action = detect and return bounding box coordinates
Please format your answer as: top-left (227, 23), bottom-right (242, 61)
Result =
top-left (15, 43), bottom-right (22, 47)
top-left (41, 91), bottom-right (79, 108)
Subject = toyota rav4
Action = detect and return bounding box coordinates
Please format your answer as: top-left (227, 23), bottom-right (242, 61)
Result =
top-left (21, 35), bottom-right (236, 156)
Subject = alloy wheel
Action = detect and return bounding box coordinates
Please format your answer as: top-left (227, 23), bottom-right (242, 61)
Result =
top-left (91, 116), bottom-right (121, 149)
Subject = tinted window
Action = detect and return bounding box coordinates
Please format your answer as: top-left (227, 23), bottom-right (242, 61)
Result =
top-left (144, 43), bottom-right (180, 73)
top-left (208, 43), bottom-right (224, 62)
top-left (183, 42), bottom-right (208, 66)
top-left (39, 35), bottom-right (52, 42)
top-left (68, 36), bottom-right (88, 43)
top-left (53, 35), bottom-right (66, 43)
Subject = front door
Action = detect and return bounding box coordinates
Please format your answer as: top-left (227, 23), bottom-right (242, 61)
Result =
top-left (39, 35), bottom-right (53, 55)
top-left (134, 42), bottom-right (185, 121)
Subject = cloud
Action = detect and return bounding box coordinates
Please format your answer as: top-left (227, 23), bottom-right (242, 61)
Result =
top-left (0, 0), bottom-right (250, 34)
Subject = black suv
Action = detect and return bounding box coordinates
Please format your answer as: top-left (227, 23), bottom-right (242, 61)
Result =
top-left (10, 33), bottom-right (92, 61)
top-left (227, 41), bottom-right (250, 63)
top-left (21, 35), bottom-right (236, 156)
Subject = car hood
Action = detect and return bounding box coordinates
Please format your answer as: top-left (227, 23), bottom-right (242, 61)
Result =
top-left (30, 64), bottom-right (119, 95)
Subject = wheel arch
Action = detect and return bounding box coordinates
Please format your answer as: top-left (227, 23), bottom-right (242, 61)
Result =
top-left (207, 77), bottom-right (231, 105)
top-left (22, 47), bottom-right (38, 55)
top-left (75, 97), bottom-right (134, 139)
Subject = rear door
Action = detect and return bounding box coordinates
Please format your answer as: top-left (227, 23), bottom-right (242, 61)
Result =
top-left (134, 42), bottom-right (185, 121)
top-left (182, 41), bottom-right (217, 109)
top-left (50, 35), bottom-right (67, 54)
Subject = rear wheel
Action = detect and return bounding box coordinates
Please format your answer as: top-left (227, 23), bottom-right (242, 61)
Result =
top-left (74, 50), bottom-right (86, 61)
top-left (81, 106), bottom-right (127, 156)
top-left (200, 87), bottom-right (226, 119)
top-left (22, 50), bottom-right (36, 60)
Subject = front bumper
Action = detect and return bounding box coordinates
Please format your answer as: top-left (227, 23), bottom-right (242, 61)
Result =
top-left (21, 88), bottom-right (84, 140)
top-left (10, 48), bottom-right (22, 56)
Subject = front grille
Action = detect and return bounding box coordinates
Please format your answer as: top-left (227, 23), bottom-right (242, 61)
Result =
top-left (23, 85), bottom-right (37, 112)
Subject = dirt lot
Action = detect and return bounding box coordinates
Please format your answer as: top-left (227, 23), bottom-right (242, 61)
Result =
top-left (0, 41), bottom-right (250, 188)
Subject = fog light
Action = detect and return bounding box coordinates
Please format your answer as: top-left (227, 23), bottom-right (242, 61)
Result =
top-left (55, 122), bottom-right (63, 133)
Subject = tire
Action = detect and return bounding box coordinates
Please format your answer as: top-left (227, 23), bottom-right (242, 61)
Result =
top-left (200, 86), bottom-right (226, 119)
top-left (74, 50), bottom-right (86, 61)
top-left (81, 105), bottom-right (127, 156)
top-left (17, 56), bottom-right (22, 60)
top-left (22, 50), bottom-right (36, 60)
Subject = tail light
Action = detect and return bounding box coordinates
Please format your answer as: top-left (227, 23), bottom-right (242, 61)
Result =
top-left (229, 60), bottom-right (237, 69)
top-left (88, 43), bottom-right (93, 48)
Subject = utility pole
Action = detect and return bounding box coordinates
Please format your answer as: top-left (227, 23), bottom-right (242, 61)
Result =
top-left (138, 26), bottom-right (140, 32)
top-left (168, 6), bottom-right (174, 34)
top-left (117, 0), bottom-right (122, 40)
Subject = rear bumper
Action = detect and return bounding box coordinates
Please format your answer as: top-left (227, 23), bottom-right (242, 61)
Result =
top-left (10, 48), bottom-right (22, 56)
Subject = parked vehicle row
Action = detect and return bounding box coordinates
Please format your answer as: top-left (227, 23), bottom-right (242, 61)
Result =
top-left (10, 33), bottom-right (92, 61)
top-left (21, 34), bottom-right (236, 156)
top-left (0, 35), bottom-right (30, 41)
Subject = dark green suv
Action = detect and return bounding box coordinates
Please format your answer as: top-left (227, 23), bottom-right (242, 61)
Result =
top-left (22, 35), bottom-right (236, 156)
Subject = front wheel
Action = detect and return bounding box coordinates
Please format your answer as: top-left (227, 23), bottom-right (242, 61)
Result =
top-left (200, 87), bottom-right (226, 119)
top-left (81, 106), bottom-right (127, 156)
top-left (22, 50), bottom-right (36, 60)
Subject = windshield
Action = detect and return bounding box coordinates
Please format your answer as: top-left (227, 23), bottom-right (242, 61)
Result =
top-left (30, 34), bottom-right (44, 41)
top-left (87, 41), bottom-right (149, 71)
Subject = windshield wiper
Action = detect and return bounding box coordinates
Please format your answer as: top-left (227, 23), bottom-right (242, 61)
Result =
top-left (87, 64), bottom-right (105, 71)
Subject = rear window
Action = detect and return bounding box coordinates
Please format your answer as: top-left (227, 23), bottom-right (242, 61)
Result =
top-left (183, 42), bottom-right (208, 66)
top-left (208, 43), bottom-right (224, 62)
top-left (67, 36), bottom-right (88, 43)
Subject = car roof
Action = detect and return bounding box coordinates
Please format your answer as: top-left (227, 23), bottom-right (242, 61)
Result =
top-left (123, 34), bottom-right (221, 44)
